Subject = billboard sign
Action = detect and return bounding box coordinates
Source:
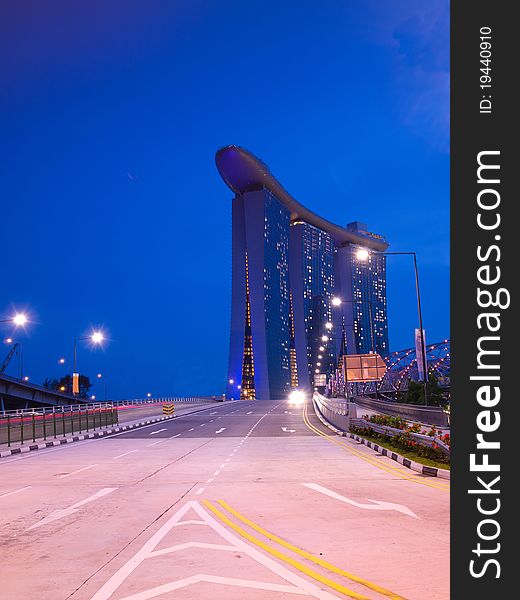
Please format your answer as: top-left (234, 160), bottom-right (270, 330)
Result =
top-left (343, 353), bottom-right (387, 382)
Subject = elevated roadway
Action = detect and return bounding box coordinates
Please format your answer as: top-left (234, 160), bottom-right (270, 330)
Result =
top-left (0, 399), bottom-right (449, 600)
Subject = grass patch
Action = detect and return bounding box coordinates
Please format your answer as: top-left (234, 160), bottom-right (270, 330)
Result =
top-left (350, 430), bottom-right (451, 470)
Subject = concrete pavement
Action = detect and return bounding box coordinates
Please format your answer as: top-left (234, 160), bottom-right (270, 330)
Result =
top-left (0, 399), bottom-right (449, 600)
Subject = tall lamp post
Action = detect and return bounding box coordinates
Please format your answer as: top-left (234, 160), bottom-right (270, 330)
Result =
top-left (355, 248), bottom-right (428, 405)
top-left (73, 331), bottom-right (104, 396)
top-left (97, 373), bottom-right (107, 402)
top-left (1, 313), bottom-right (28, 379)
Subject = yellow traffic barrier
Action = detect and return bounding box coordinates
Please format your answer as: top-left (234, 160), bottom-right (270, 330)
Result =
top-left (162, 403), bottom-right (175, 416)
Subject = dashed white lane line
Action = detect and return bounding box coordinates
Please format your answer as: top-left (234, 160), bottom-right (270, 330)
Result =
top-left (112, 450), bottom-right (138, 460)
top-left (147, 440), bottom-right (163, 447)
top-left (188, 428), bottom-right (195, 432)
top-left (247, 411), bottom-right (253, 415)
top-left (206, 478), bottom-right (214, 483)
top-left (195, 487), bottom-right (205, 495)
top-left (169, 433), bottom-right (182, 439)
top-left (0, 485), bottom-right (32, 499)
top-left (58, 464), bottom-right (97, 479)
top-left (149, 429), bottom-right (167, 435)
top-left (220, 463), bottom-right (227, 468)
top-left (214, 470), bottom-right (220, 476)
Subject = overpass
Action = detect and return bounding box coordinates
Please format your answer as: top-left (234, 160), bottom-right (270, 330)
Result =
top-left (0, 372), bottom-right (80, 411)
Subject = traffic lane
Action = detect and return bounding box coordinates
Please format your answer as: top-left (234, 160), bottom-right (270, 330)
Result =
top-left (200, 434), bottom-right (448, 600)
top-left (0, 436), bottom-right (224, 527)
top-left (106, 401), bottom-right (276, 440)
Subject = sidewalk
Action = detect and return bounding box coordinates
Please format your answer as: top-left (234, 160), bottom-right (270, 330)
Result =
top-left (0, 401), bottom-right (222, 459)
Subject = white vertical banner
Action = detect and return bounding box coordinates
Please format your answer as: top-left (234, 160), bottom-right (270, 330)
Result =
top-left (414, 328), bottom-right (426, 381)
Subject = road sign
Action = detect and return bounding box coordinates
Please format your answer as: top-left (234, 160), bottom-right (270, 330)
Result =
top-left (314, 373), bottom-right (327, 386)
top-left (162, 403), bottom-right (175, 416)
top-left (342, 353), bottom-right (386, 382)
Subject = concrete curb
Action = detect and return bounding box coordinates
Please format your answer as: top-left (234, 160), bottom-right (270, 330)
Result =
top-left (0, 402), bottom-right (225, 459)
top-left (0, 415), bottom-right (175, 458)
top-left (312, 399), bottom-right (450, 480)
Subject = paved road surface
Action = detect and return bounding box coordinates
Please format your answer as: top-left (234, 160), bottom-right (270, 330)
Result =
top-left (0, 400), bottom-right (449, 600)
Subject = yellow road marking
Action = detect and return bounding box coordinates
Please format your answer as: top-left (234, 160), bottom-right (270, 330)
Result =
top-left (202, 500), bottom-right (370, 600)
top-left (302, 403), bottom-right (449, 489)
top-left (303, 401), bottom-right (449, 491)
top-left (217, 499), bottom-right (408, 600)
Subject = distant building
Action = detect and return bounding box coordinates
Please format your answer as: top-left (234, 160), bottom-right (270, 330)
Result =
top-left (216, 146), bottom-right (389, 400)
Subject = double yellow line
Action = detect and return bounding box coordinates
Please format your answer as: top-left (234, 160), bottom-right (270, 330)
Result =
top-left (302, 400), bottom-right (450, 491)
top-left (203, 498), bottom-right (408, 600)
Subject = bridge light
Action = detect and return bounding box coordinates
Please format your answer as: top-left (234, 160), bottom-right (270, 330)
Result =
top-left (325, 322), bottom-right (333, 330)
top-left (321, 336), bottom-right (329, 342)
top-left (58, 357), bottom-right (66, 364)
top-left (356, 249), bottom-right (369, 261)
top-left (331, 297), bottom-right (342, 307)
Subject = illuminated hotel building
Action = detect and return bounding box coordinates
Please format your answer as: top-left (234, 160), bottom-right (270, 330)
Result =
top-left (216, 146), bottom-right (389, 400)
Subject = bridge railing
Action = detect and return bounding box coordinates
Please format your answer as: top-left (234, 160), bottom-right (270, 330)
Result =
top-left (0, 396), bottom-right (223, 446)
top-left (312, 393), bottom-right (353, 432)
top-left (0, 404), bottom-right (119, 447)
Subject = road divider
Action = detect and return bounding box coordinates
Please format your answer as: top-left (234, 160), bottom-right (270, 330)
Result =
top-left (213, 499), bottom-right (409, 600)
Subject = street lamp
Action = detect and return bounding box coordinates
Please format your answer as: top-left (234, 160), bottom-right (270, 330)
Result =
top-left (356, 249), bottom-right (429, 404)
top-left (97, 373), bottom-right (107, 401)
top-left (1, 313), bottom-right (28, 326)
top-left (331, 296), bottom-right (375, 355)
top-left (72, 331), bottom-right (105, 395)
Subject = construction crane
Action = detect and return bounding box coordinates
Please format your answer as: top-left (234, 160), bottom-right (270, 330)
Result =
top-left (1, 343), bottom-right (20, 374)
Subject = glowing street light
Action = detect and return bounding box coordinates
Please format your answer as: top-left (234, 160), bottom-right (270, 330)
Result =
top-left (58, 357), bottom-right (66, 365)
top-left (331, 297), bottom-right (342, 307)
top-left (321, 335), bottom-right (329, 342)
top-left (1, 312), bottom-right (29, 326)
top-left (91, 331), bottom-right (104, 344)
top-left (72, 330), bottom-right (106, 395)
top-left (356, 248), bottom-right (370, 261)
top-left (325, 322), bottom-right (333, 330)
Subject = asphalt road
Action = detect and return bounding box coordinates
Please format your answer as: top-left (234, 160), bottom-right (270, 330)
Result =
top-left (0, 399), bottom-right (449, 600)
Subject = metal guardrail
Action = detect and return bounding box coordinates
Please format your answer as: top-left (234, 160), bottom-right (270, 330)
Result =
top-left (1, 396), bottom-right (223, 417)
top-left (0, 396), bottom-right (223, 446)
top-left (313, 393), bottom-right (352, 432)
top-left (350, 418), bottom-right (450, 455)
top-left (0, 405), bottom-right (119, 446)
top-left (353, 395), bottom-right (449, 427)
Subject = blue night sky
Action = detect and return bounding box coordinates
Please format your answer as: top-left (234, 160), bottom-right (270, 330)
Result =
top-left (0, 1), bottom-right (449, 399)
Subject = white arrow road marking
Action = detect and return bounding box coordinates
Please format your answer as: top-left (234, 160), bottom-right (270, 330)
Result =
top-left (90, 501), bottom-right (338, 600)
top-left (26, 487), bottom-right (117, 531)
top-left (282, 427), bottom-right (296, 433)
top-left (215, 428), bottom-right (226, 434)
top-left (302, 483), bottom-right (420, 519)
top-left (0, 485), bottom-right (32, 499)
top-left (149, 429), bottom-right (167, 435)
top-left (58, 464), bottom-right (97, 478)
